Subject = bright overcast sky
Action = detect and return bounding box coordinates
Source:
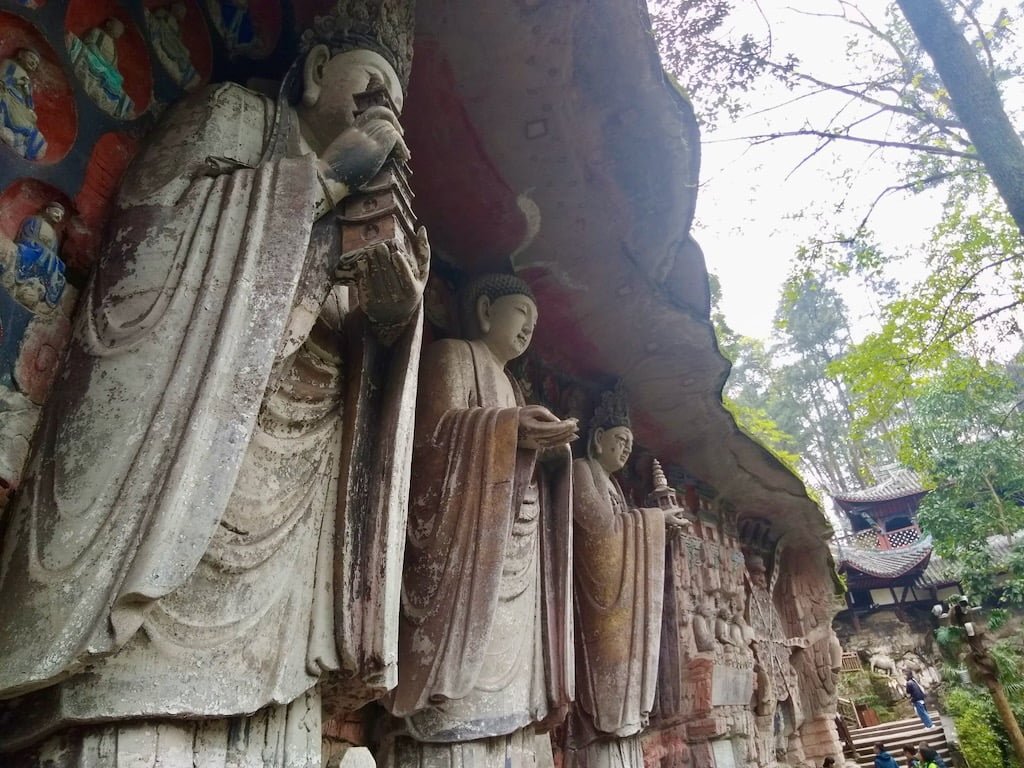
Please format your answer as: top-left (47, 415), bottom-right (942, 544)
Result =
top-left (690, 0), bottom-right (945, 341)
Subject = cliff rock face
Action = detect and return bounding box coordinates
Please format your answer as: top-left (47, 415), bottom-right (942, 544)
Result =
top-left (0, 1), bottom-right (840, 766)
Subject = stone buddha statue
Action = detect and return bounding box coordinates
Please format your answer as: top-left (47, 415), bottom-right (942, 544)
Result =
top-left (5, 201), bottom-right (67, 311)
top-left (565, 388), bottom-right (689, 768)
top-left (0, 2), bottom-right (426, 764)
top-left (146, 2), bottom-right (200, 90)
top-left (68, 17), bottom-right (134, 118)
top-left (0, 48), bottom-right (47, 160)
top-left (388, 273), bottom-right (578, 768)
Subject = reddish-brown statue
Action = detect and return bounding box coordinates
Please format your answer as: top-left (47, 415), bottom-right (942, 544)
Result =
top-left (389, 273), bottom-right (578, 768)
top-left (566, 388), bottom-right (690, 768)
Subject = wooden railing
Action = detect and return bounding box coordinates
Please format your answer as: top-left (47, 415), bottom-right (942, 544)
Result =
top-left (834, 524), bottom-right (922, 551)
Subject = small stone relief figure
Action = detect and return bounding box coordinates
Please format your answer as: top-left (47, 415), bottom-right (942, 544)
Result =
top-left (0, 4), bottom-right (425, 763)
top-left (145, 2), bottom-right (200, 90)
top-left (388, 274), bottom-right (578, 768)
top-left (209, 0), bottom-right (263, 57)
top-left (67, 18), bottom-right (134, 118)
top-left (1, 202), bottom-right (67, 310)
top-left (744, 552), bottom-right (807, 728)
top-left (693, 594), bottom-right (717, 653)
top-left (564, 387), bottom-right (690, 768)
top-left (0, 48), bottom-right (47, 160)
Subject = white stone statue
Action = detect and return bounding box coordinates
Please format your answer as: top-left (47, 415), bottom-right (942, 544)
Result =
top-left (0, 31), bottom-right (426, 767)
top-left (0, 48), bottom-right (47, 160)
top-left (145, 2), bottom-right (201, 90)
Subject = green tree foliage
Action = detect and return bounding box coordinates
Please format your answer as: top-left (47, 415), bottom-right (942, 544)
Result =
top-left (709, 275), bottom-right (803, 473)
top-left (719, 267), bottom-right (897, 492)
top-left (906, 358), bottom-right (1024, 603)
top-left (831, 179), bottom-right (1023, 434)
top-left (944, 687), bottom-right (1013, 768)
top-left (936, 624), bottom-right (1024, 767)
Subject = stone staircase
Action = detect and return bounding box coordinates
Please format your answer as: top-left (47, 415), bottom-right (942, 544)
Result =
top-left (846, 712), bottom-right (951, 768)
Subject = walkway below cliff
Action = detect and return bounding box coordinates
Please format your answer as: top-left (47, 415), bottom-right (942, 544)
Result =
top-left (847, 712), bottom-right (951, 767)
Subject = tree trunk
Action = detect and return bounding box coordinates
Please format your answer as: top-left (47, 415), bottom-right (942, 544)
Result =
top-left (981, 670), bottom-right (1024, 764)
top-left (895, 0), bottom-right (1024, 235)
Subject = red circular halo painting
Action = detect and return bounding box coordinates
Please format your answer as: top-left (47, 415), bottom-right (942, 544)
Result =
top-left (0, 13), bottom-right (76, 163)
top-left (64, 0), bottom-right (153, 119)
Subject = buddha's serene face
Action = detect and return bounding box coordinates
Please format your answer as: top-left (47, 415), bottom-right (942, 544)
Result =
top-left (593, 425), bottom-right (633, 474)
top-left (303, 49), bottom-right (404, 137)
top-left (478, 293), bottom-right (537, 364)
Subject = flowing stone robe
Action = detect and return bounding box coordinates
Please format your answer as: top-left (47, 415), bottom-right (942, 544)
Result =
top-left (564, 458), bottom-right (665, 768)
top-left (389, 338), bottom-right (572, 768)
top-left (0, 81), bottom-right (421, 758)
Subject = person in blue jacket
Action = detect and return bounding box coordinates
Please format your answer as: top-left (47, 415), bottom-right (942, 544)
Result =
top-left (905, 669), bottom-right (934, 728)
top-left (874, 743), bottom-right (900, 768)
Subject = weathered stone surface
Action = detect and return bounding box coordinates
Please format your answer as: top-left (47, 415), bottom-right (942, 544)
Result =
top-left (388, 275), bottom-right (575, 768)
top-left (0, 35), bottom-right (427, 765)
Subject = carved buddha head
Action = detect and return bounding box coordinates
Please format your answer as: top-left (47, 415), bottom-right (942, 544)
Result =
top-left (299, 47), bottom-right (403, 140)
top-left (461, 274), bottom-right (537, 366)
top-left (591, 427), bottom-right (633, 474)
top-left (746, 553), bottom-right (768, 589)
top-left (588, 385), bottom-right (632, 473)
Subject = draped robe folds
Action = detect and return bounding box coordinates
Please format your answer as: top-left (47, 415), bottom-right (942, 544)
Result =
top-left (390, 338), bottom-right (573, 746)
top-left (0, 82), bottom-right (421, 751)
top-left (564, 459), bottom-right (665, 767)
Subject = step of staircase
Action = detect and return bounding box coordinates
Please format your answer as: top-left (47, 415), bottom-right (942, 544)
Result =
top-left (846, 713), bottom-right (950, 768)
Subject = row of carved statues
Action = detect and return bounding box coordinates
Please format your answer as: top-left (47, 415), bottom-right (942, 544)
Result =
top-left (0, 27), bottom-right (835, 768)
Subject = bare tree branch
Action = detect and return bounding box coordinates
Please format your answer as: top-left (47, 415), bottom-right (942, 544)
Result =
top-left (741, 129), bottom-right (979, 159)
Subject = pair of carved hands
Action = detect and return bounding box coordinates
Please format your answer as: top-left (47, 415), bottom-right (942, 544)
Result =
top-left (319, 105), bottom-right (428, 326)
top-left (518, 405), bottom-right (578, 451)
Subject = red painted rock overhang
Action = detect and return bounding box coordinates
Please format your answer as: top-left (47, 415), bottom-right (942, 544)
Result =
top-left (405, 0), bottom-right (828, 543)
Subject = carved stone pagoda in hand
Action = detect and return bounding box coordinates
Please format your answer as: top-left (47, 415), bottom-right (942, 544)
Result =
top-left (389, 274), bottom-right (577, 768)
top-left (0, 1), bottom-right (426, 765)
top-left (564, 386), bottom-right (689, 768)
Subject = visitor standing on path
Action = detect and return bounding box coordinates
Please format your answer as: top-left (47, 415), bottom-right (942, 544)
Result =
top-left (905, 669), bottom-right (934, 728)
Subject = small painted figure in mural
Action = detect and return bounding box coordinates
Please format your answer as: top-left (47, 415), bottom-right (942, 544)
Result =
top-left (208, 0), bottom-right (262, 57)
top-left (67, 18), bottom-right (134, 119)
top-left (146, 2), bottom-right (200, 90)
top-left (0, 48), bottom-right (47, 160)
top-left (2, 202), bottom-right (67, 310)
